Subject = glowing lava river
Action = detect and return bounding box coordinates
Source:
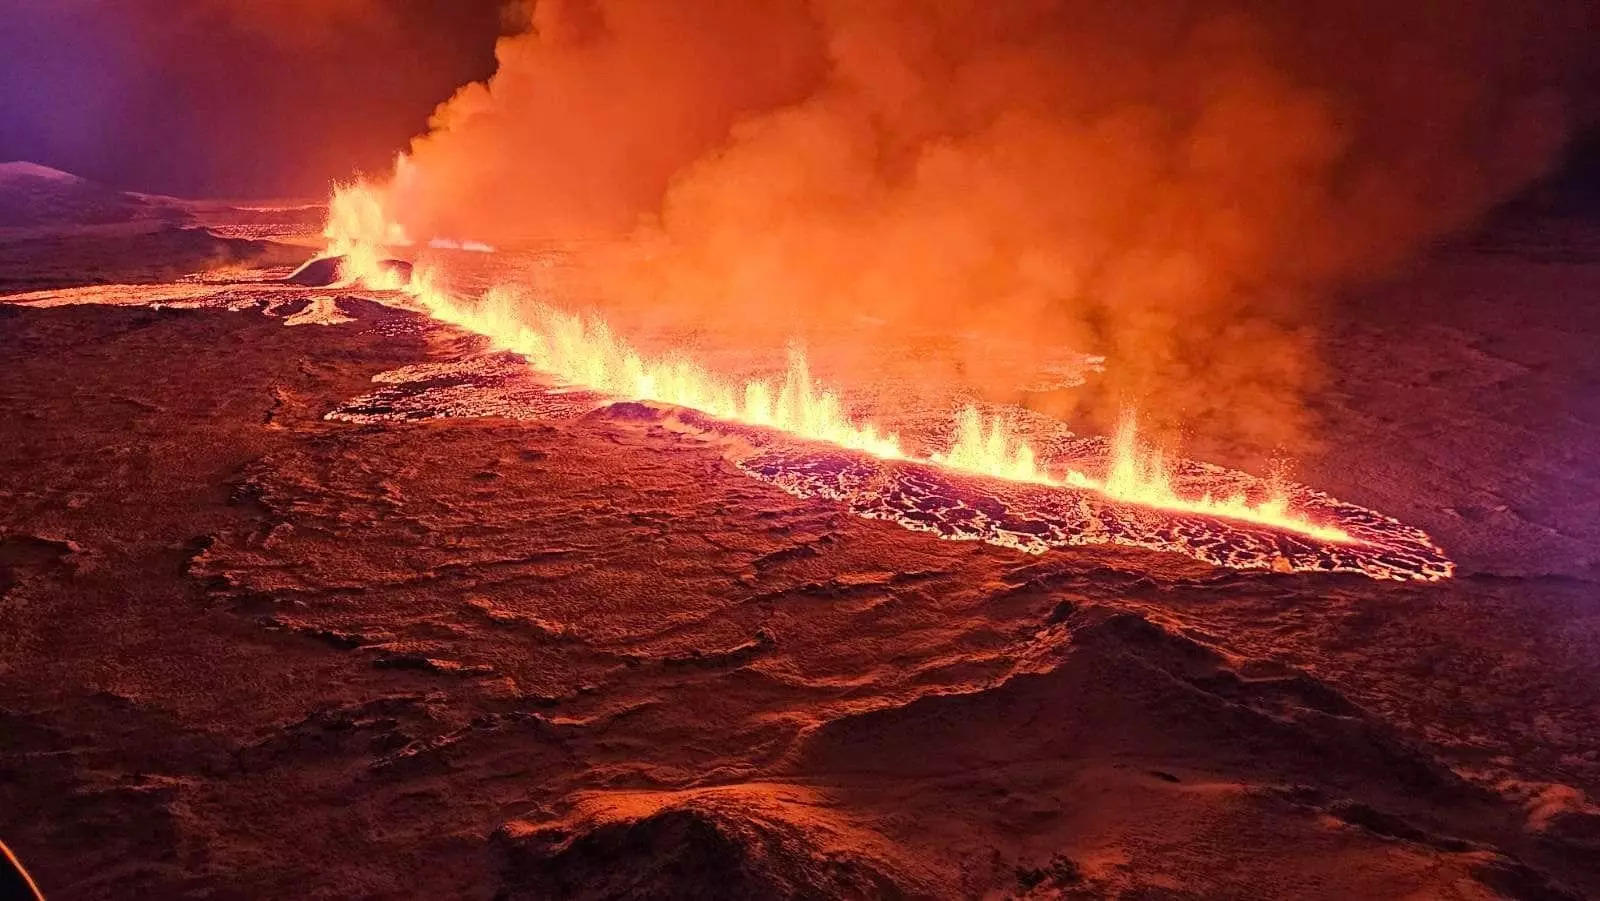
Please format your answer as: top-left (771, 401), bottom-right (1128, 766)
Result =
top-left (309, 193), bottom-right (1453, 582)
top-left (4, 181), bottom-right (1452, 583)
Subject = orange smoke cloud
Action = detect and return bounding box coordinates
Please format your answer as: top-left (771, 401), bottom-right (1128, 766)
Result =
top-left (374, 0), bottom-right (1595, 457)
top-left (395, 0), bottom-right (826, 238)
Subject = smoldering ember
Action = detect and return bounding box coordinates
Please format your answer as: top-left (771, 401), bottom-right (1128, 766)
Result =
top-left (1, 2), bottom-right (1598, 899)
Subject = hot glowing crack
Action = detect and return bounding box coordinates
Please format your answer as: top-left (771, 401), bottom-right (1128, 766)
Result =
top-left (321, 180), bottom-right (1453, 578)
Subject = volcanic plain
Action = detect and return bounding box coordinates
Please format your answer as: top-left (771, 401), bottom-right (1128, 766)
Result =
top-left (1, 170), bottom-right (1598, 899)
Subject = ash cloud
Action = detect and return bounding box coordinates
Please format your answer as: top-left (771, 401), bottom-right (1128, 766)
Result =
top-left (381, 0), bottom-right (1595, 455)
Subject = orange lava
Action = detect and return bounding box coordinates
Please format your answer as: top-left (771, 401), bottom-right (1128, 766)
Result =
top-left (324, 180), bottom-right (1355, 546)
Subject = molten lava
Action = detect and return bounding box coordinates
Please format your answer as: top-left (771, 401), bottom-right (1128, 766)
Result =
top-left (320, 180), bottom-right (1394, 554)
top-left (418, 282), bottom-right (905, 461)
top-left (936, 408), bottom-right (1352, 544)
top-left (325, 179), bottom-right (410, 255)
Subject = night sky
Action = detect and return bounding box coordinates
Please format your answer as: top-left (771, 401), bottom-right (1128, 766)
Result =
top-left (0, 0), bottom-right (505, 198)
top-left (2, 0), bottom-right (1596, 207)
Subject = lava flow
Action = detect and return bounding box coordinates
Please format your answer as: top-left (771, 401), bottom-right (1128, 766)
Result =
top-left (320, 180), bottom-right (1450, 580)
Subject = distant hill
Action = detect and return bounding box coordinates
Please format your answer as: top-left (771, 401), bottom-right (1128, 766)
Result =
top-left (0, 162), bottom-right (81, 183)
top-left (0, 162), bottom-right (317, 293)
top-left (0, 162), bottom-right (188, 228)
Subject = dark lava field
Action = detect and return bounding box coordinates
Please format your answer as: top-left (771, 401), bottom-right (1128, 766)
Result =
top-left (1, 186), bottom-right (1599, 899)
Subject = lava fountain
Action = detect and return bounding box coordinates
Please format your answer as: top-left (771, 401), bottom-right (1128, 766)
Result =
top-left (318, 180), bottom-right (1452, 581)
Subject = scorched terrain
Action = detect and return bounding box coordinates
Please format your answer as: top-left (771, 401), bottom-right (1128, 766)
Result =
top-left (1, 170), bottom-right (1598, 899)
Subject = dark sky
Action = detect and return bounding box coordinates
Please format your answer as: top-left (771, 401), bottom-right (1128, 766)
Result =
top-left (0, 0), bottom-right (505, 198)
top-left (3, 0), bottom-right (1597, 206)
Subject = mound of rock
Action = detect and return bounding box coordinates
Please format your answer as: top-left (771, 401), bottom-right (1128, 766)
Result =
top-left (798, 604), bottom-right (1472, 801)
top-left (284, 255), bottom-right (413, 287)
top-left (0, 162), bottom-right (185, 228)
top-left (494, 794), bottom-right (912, 900)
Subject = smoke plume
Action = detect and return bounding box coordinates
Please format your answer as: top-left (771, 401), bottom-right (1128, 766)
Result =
top-left (376, 0), bottom-right (1595, 455)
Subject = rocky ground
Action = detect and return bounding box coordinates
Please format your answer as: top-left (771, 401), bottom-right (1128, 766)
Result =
top-left (0, 196), bottom-right (1598, 898)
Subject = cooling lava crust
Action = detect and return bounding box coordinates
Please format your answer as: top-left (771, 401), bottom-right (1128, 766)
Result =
top-left (1, 220), bottom-right (1599, 898)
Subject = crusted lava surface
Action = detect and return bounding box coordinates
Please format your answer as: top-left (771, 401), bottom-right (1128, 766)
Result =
top-left (1, 221), bottom-right (1599, 899)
